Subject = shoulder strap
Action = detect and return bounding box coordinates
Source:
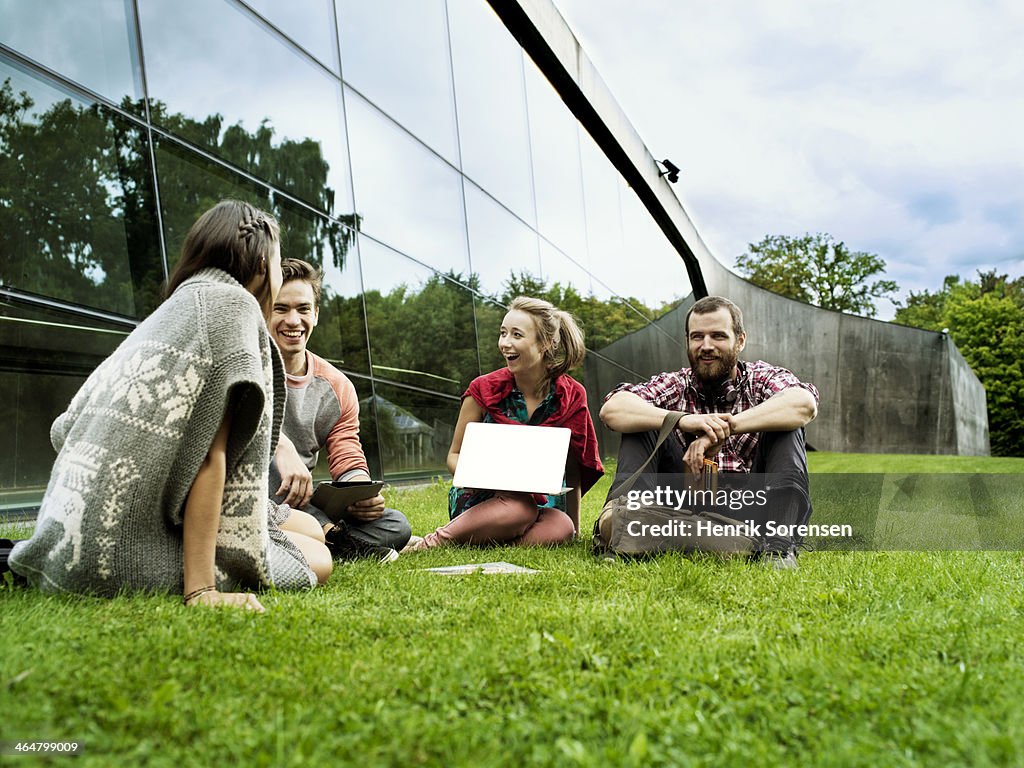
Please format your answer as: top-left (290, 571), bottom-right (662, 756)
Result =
top-left (614, 411), bottom-right (684, 497)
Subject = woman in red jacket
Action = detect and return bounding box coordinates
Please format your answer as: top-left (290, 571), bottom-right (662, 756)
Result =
top-left (409, 296), bottom-right (603, 550)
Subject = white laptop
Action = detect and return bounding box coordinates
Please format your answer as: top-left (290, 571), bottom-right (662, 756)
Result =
top-left (452, 421), bottom-right (573, 495)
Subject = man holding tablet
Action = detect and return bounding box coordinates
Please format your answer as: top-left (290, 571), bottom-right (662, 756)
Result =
top-left (268, 258), bottom-right (411, 562)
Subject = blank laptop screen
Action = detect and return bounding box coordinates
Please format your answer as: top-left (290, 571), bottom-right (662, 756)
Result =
top-left (452, 422), bottom-right (572, 495)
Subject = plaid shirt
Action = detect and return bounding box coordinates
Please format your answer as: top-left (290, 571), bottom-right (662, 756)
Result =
top-left (606, 360), bottom-right (819, 472)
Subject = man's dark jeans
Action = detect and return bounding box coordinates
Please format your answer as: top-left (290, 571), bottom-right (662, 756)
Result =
top-left (606, 428), bottom-right (813, 553)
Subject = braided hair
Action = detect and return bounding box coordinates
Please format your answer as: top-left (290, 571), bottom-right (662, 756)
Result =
top-left (165, 199), bottom-right (280, 301)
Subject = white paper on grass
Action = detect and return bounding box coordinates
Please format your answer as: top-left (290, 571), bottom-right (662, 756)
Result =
top-left (422, 562), bottom-right (540, 575)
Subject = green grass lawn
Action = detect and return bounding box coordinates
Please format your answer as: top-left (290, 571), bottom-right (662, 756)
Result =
top-left (2, 455), bottom-right (1023, 767)
top-left (809, 451), bottom-right (1024, 473)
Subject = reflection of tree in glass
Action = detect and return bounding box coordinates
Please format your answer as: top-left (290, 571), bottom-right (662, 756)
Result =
top-left (343, 271), bottom-right (481, 475)
top-left (145, 99), bottom-right (365, 374)
top-left (0, 78), bottom-right (362, 319)
top-left (148, 99), bottom-right (360, 274)
top-left (308, 290), bottom-right (370, 375)
top-left (362, 271), bottom-right (480, 397)
top-left (0, 78), bottom-right (164, 316)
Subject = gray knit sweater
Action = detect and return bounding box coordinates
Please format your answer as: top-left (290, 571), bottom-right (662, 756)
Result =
top-left (11, 269), bottom-right (315, 595)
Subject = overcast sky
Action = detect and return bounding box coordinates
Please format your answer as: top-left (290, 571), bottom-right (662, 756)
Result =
top-left (554, 0), bottom-right (1024, 318)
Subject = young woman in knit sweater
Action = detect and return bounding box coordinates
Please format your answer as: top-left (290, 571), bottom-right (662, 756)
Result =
top-left (406, 296), bottom-right (603, 550)
top-left (9, 200), bottom-right (331, 611)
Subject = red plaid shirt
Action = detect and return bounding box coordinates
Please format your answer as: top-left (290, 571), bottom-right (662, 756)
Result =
top-left (606, 360), bottom-right (819, 472)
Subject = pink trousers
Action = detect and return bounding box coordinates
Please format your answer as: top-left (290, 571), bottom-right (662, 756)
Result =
top-left (422, 492), bottom-right (574, 548)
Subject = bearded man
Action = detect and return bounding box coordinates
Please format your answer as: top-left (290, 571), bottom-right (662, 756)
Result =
top-left (599, 296), bottom-right (819, 566)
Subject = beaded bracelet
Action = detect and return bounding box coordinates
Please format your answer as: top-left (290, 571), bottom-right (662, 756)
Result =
top-left (183, 585), bottom-right (217, 605)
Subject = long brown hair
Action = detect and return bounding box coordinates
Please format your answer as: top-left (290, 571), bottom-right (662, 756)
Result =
top-left (164, 200), bottom-right (280, 305)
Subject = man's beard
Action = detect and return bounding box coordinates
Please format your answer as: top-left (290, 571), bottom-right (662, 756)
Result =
top-left (688, 344), bottom-right (740, 386)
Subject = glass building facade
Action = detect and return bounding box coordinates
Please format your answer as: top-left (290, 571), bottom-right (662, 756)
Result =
top-left (0, 0), bottom-right (692, 507)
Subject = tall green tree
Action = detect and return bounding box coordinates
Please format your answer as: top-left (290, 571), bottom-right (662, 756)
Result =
top-left (896, 270), bottom-right (1024, 456)
top-left (736, 233), bottom-right (899, 317)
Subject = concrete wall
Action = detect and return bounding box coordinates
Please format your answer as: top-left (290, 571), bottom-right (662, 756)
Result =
top-left (695, 247), bottom-right (988, 455)
top-left (508, 0), bottom-right (990, 457)
top-left (585, 271), bottom-right (991, 456)
top-left (947, 338), bottom-right (990, 454)
top-left (583, 307), bottom-right (690, 457)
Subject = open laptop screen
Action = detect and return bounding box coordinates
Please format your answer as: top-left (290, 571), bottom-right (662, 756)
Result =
top-left (452, 422), bottom-right (572, 495)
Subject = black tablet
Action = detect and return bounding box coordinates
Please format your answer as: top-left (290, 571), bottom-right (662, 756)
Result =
top-left (309, 480), bottom-right (384, 523)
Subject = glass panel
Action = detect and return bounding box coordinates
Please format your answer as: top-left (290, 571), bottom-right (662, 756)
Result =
top-left (0, 0), bottom-right (142, 108)
top-left (154, 138), bottom-right (273, 270)
top-left (0, 57), bottom-right (164, 318)
top-left (138, 0), bottom-right (353, 216)
top-left (368, 382), bottom-right (460, 480)
top-left (540, 243), bottom-right (666, 356)
top-left (345, 88), bottom-right (469, 274)
top-left (586, 350), bottom-right (648, 458)
top-left (358, 376), bottom-right (383, 480)
top-left (447, 0), bottom-right (535, 224)
top-left (359, 236), bottom-right (479, 396)
top-left (464, 182), bottom-right (539, 302)
top-left (524, 60), bottom-right (587, 261)
top-left (473, 294), bottom-right (507, 378)
top-left (241, 0), bottom-right (340, 73)
top-left (539, 240), bottom-right (592, 299)
top-left (337, 0), bottom-right (458, 163)
top-left (307, 228), bottom-right (370, 378)
top-left (0, 300), bottom-right (133, 506)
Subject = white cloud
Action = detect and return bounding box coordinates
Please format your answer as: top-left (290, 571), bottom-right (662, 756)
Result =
top-left (554, 0), bottom-right (1024, 316)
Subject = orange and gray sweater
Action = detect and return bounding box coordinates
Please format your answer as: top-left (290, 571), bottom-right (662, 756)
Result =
top-left (269, 351), bottom-right (370, 526)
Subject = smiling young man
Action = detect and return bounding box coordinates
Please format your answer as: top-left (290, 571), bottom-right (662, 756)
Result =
top-left (268, 258), bottom-right (411, 562)
top-left (599, 296), bottom-right (819, 567)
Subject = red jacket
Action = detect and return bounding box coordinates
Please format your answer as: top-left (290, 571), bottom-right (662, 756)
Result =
top-left (466, 368), bottom-right (604, 496)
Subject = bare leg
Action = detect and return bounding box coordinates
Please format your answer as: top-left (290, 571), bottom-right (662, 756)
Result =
top-left (280, 508), bottom-right (326, 542)
top-left (281, 509), bottom-right (331, 584)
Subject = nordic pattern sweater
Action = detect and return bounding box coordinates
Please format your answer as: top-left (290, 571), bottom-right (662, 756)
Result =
top-left (11, 269), bottom-right (315, 595)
